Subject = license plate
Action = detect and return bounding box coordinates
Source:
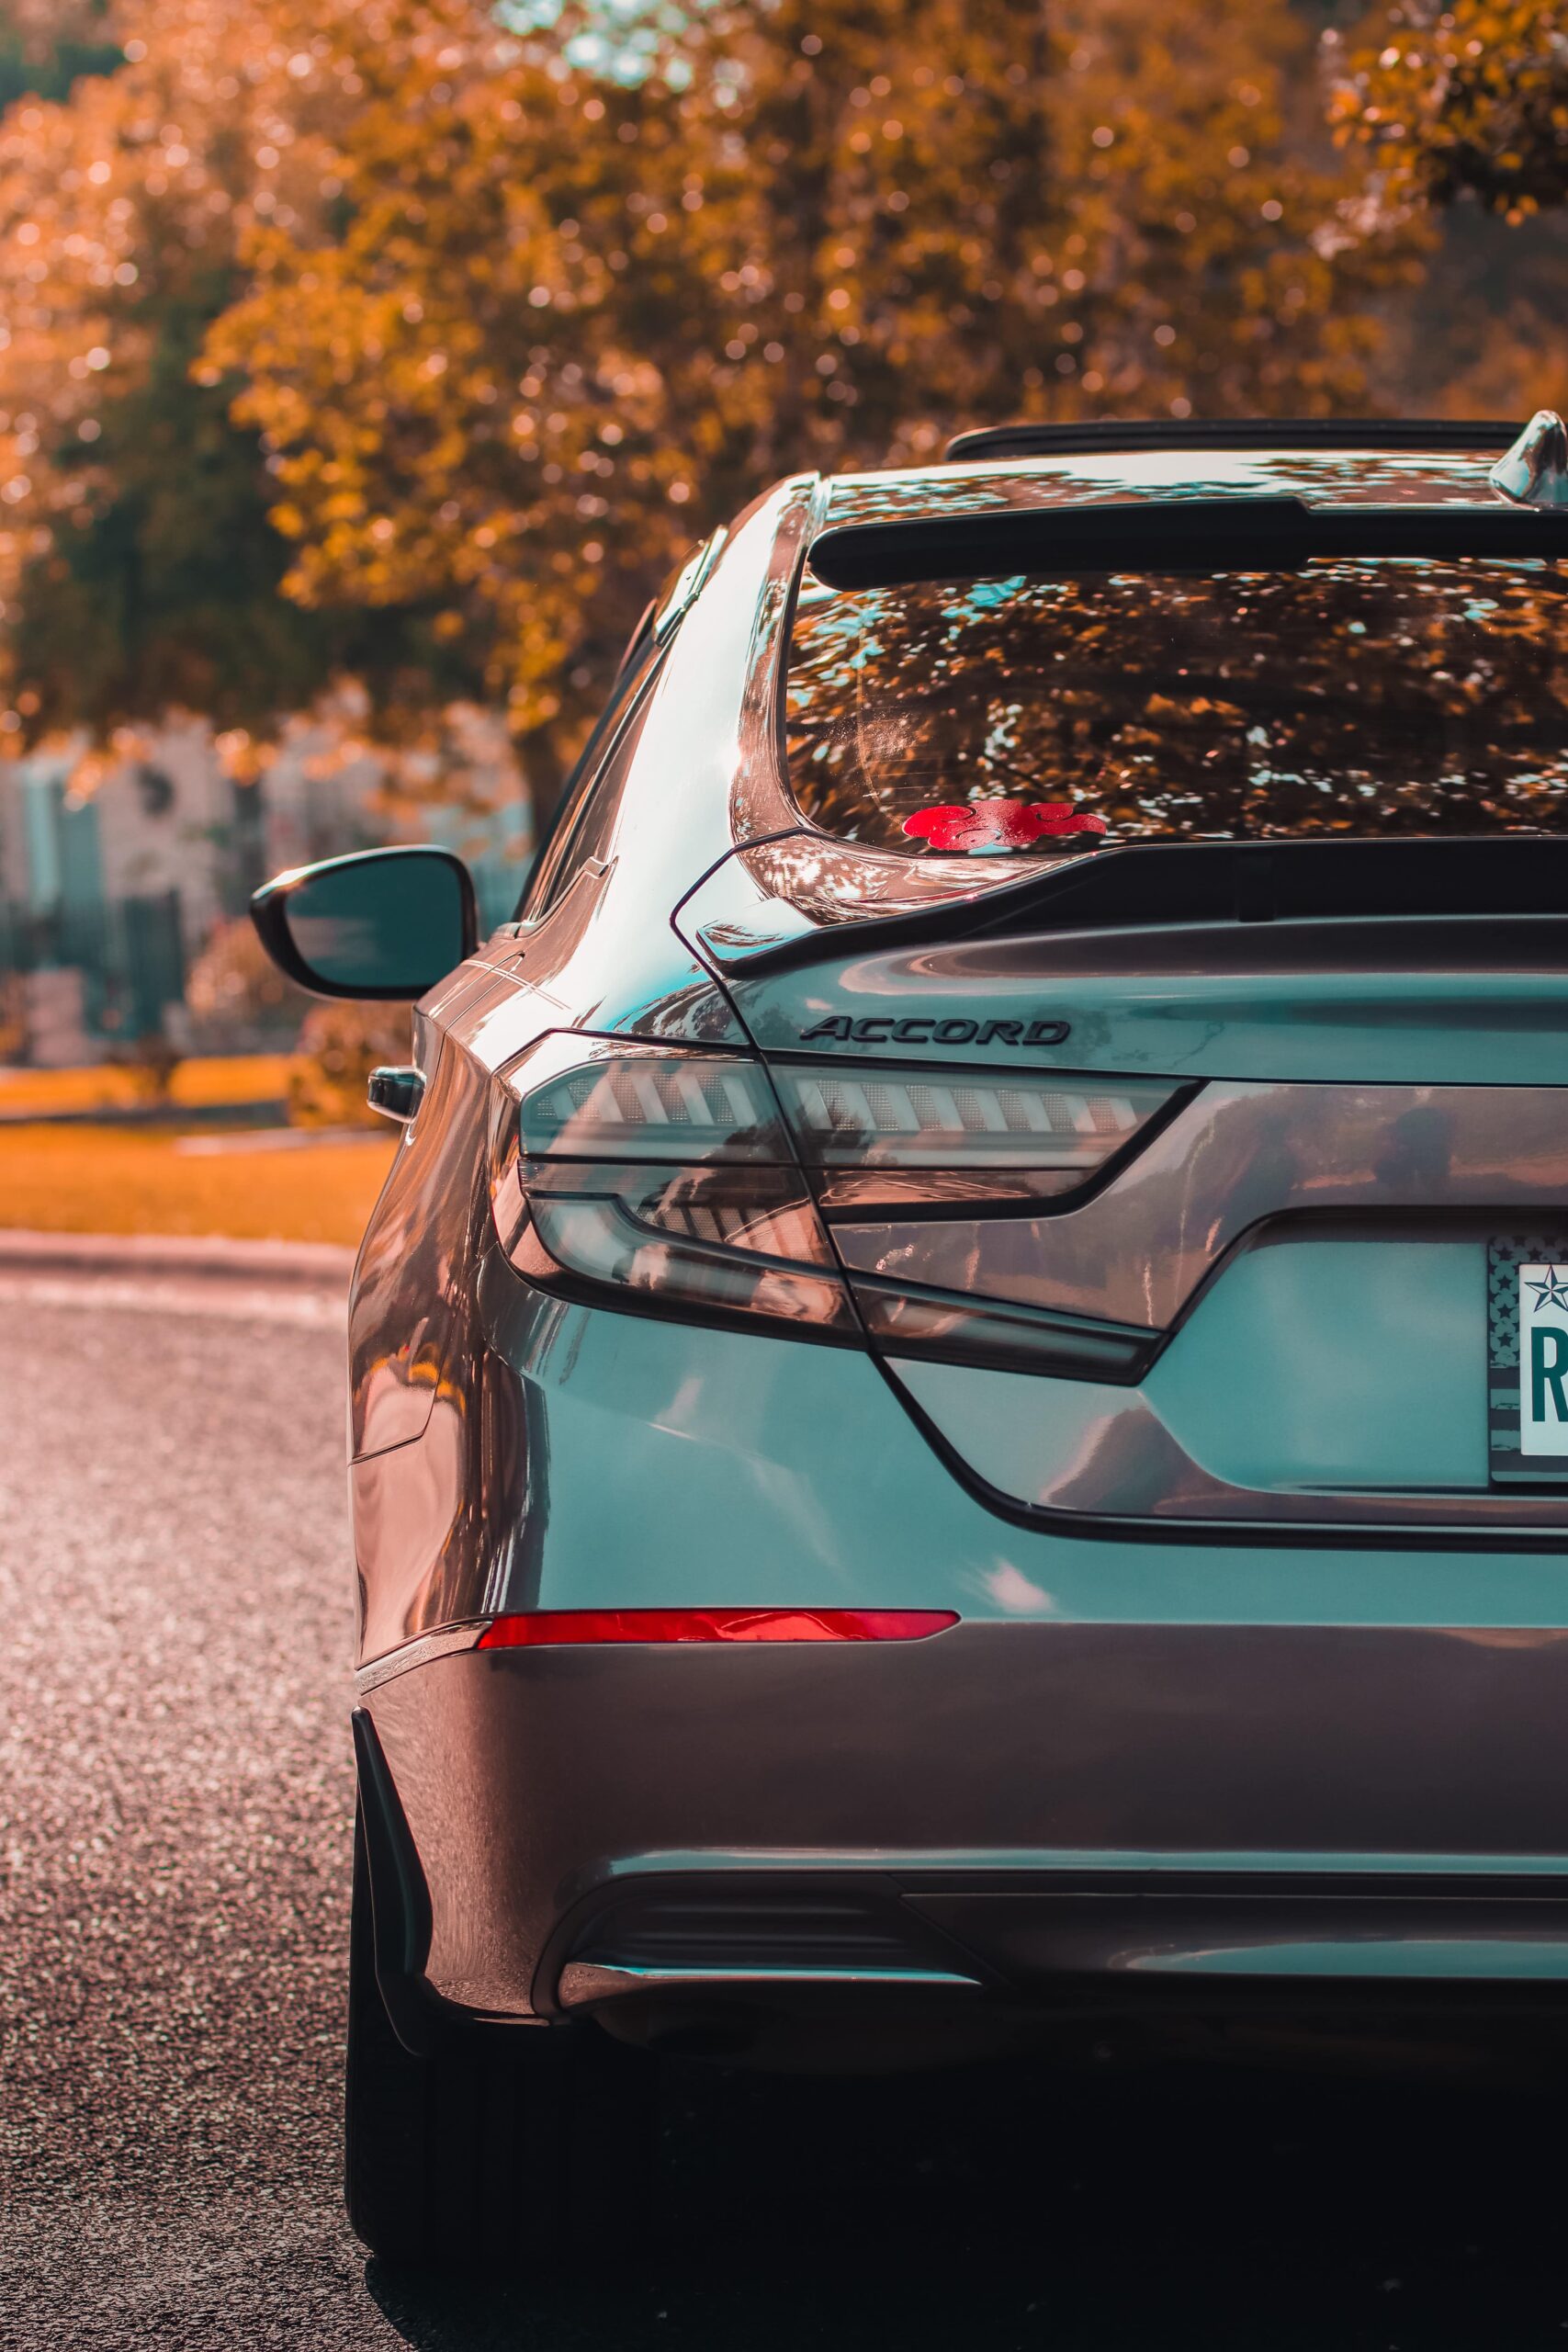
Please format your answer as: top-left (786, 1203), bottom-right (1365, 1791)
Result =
top-left (1488, 1235), bottom-right (1568, 1485)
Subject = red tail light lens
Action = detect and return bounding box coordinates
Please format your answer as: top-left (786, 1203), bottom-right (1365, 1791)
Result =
top-left (476, 1607), bottom-right (959, 1647)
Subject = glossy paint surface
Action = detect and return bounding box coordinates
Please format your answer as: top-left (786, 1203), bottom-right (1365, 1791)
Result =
top-left (436, 1263), bottom-right (1568, 1627)
top-left (344, 490), bottom-right (809, 1657)
top-left (718, 931), bottom-right (1568, 1086)
top-left (887, 1232), bottom-right (1529, 1536)
top-left (1150, 1236), bottom-right (1484, 1487)
top-left (340, 437), bottom-right (1568, 2034)
top-left (347, 1030), bottom-right (484, 1463)
top-left (827, 1077), bottom-right (1568, 1532)
top-left (367, 1620), bottom-right (1568, 2015)
top-left (355, 1225), bottom-right (1568, 1667)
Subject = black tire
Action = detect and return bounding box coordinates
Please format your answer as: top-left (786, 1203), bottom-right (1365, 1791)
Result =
top-left (344, 1807), bottom-right (655, 2267)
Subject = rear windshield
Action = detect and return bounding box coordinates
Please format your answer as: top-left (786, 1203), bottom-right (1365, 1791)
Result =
top-left (784, 561), bottom-right (1568, 854)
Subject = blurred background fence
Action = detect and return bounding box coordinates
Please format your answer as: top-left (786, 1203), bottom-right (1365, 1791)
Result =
top-left (0, 888), bottom-right (185, 1057)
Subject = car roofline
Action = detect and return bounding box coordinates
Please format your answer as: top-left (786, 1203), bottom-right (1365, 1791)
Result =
top-left (942, 417), bottom-right (1520, 464)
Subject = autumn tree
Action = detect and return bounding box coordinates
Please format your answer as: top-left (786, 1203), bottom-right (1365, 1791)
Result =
top-left (205, 0), bottom-right (1419, 801)
top-left (0, 3), bottom-right (120, 110)
top-left (0, 0), bottom-right (483, 761)
top-left (3, 0), bottom-right (113, 40)
top-left (1330, 2), bottom-right (1568, 223)
top-left (1, 0), bottom-right (1423, 810)
top-left (1325, 3), bottom-right (1568, 421)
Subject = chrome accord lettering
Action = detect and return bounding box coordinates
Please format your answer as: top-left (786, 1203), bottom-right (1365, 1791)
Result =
top-left (798, 1016), bottom-right (1071, 1047)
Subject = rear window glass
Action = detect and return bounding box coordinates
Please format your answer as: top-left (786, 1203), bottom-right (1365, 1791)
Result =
top-left (784, 561), bottom-right (1568, 854)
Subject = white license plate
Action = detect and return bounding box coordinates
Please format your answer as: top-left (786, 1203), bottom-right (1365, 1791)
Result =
top-left (1489, 1237), bottom-right (1568, 1483)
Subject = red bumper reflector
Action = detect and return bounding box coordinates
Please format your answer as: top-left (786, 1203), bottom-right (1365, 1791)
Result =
top-left (476, 1607), bottom-right (959, 1649)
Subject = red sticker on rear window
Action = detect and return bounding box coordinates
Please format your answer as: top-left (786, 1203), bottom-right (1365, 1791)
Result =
top-left (902, 801), bottom-right (1109, 853)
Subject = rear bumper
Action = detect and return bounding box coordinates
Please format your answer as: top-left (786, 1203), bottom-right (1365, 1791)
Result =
top-left (364, 1621), bottom-right (1568, 2027)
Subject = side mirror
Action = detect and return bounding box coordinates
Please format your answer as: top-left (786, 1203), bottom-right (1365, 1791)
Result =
top-left (250, 846), bottom-right (478, 1001)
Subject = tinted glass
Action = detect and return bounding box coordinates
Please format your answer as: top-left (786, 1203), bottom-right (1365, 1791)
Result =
top-left (785, 560), bottom-right (1568, 854)
top-left (524, 654), bottom-right (663, 920)
top-left (286, 851), bottom-right (467, 994)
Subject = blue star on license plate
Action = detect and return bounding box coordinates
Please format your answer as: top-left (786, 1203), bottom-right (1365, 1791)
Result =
top-left (1489, 1234), bottom-right (1568, 1485)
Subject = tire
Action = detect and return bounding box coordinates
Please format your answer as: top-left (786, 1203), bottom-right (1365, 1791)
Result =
top-left (344, 1807), bottom-right (655, 2267)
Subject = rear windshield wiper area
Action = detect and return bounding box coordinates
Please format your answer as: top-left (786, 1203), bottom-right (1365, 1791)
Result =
top-left (807, 498), bottom-right (1568, 591)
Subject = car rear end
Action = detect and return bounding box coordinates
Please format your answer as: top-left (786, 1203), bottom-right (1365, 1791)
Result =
top-left (360, 427), bottom-right (1568, 2073)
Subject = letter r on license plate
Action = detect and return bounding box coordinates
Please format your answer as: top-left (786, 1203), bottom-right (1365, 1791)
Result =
top-left (1519, 1262), bottom-right (1568, 1459)
top-left (1489, 1236), bottom-right (1568, 1484)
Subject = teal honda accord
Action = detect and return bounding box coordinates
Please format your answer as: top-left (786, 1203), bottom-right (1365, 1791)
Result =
top-left (254, 413), bottom-right (1568, 2265)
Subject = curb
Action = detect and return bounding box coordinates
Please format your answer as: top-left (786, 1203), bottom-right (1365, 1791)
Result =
top-left (0, 1099), bottom-right (289, 1131)
top-left (0, 1229), bottom-right (356, 1286)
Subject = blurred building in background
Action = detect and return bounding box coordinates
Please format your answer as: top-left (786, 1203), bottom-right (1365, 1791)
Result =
top-left (0, 719), bottom-right (531, 1065)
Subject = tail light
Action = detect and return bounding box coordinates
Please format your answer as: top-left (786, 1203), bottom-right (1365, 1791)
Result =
top-left (773, 1062), bottom-right (1179, 1209)
top-left (489, 1034), bottom-right (1180, 1364)
top-left (489, 1034), bottom-right (858, 1340)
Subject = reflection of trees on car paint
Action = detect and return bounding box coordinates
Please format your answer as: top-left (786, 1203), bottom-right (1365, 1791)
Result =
top-left (786, 563), bottom-right (1568, 850)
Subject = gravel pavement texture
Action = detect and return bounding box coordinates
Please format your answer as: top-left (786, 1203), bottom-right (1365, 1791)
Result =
top-left (3, 1270), bottom-right (1567, 2348)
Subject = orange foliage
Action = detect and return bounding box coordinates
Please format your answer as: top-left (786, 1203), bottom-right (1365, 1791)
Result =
top-left (0, 0), bottom-right (347, 729)
top-left (207, 0), bottom-right (1422, 769)
top-left (0, 0), bottom-right (1425, 784)
top-left (1331, 2), bottom-right (1568, 226)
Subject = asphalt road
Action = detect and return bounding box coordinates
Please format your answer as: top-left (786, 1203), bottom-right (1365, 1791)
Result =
top-left (4, 1272), bottom-right (1568, 2349)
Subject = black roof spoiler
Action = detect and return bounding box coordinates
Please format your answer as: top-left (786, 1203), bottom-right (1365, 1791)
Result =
top-left (808, 494), bottom-right (1568, 591)
top-left (967, 834), bottom-right (1568, 933)
top-left (942, 418), bottom-right (1519, 464)
top-left (720, 836), bottom-right (1568, 978)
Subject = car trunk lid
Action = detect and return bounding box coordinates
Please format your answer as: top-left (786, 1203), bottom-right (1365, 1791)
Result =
top-left (677, 839), bottom-right (1568, 1536)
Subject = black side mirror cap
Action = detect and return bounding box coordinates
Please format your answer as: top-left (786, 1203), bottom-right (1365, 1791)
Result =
top-left (250, 845), bottom-right (479, 1001)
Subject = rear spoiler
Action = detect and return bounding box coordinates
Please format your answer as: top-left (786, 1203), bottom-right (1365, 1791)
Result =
top-left (807, 496), bottom-right (1568, 592)
top-left (942, 417), bottom-right (1517, 464)
top-left (689, 834), bottom-right (1568, 978)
